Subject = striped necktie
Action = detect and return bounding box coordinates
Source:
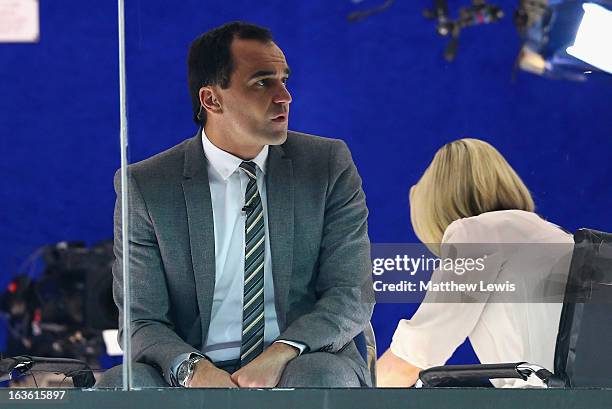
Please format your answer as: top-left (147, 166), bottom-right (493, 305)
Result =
top-left (239, 161), bottom-right (266, 367)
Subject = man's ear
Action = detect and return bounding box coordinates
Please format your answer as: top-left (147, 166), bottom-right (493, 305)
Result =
top-left (199, 86), bottom-right (223, 114)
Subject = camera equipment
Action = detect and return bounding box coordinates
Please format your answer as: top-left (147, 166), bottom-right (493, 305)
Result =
top-left (347, 0), bottom-right (504, 61)
top-left (347, 0), bottom-right (612, 80)
top-left (1, 241), bottom-right (117, 365)
top-left (423, 0), bottom-right (504, 61)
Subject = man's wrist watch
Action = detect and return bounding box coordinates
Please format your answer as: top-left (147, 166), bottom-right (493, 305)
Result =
top-left (176, 355), bottom-right (207, 387)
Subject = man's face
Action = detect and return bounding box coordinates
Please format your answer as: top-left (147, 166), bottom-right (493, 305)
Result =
top-left (213, 38), bottom-right (292, 148)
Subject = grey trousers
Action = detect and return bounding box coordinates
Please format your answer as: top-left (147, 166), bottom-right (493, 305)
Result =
top-left (95, 352), bottom-right (363, 388)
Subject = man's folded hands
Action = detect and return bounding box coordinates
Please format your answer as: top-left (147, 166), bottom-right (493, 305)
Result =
top-left (186, 342), bottom-right (299, 388)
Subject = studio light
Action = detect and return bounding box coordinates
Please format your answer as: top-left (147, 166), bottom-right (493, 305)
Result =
top-left (566, 3), bottom-right (612, 74)
top-left (517, 0), bottom-right (612, 80)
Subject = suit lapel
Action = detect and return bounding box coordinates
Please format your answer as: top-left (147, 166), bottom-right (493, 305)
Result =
top-left (181, 134), bottom-right (216, 344)
top-left (266, 144), bottom-right (294, 331)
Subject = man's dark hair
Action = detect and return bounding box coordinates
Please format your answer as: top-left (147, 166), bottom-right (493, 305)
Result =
top-left (187, 21), bottom-right (273, 126)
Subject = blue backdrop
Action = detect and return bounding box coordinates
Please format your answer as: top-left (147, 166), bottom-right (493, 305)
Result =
top-left (1, 0), bottom-right (610, 365)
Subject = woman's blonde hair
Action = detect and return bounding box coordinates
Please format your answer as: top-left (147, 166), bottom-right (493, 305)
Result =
top-left (410, 138), bottom-right (535, 255)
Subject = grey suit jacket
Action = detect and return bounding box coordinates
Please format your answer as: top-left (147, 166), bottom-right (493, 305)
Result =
top-left (112, 130), bottom-right (375, 385)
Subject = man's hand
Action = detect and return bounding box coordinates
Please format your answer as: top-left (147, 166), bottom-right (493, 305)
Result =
top-left (187, 359), bottom-right (238, 388)
top-left (376, 348), bottom-right (421, 388)
top-left (231, 342), bottom-right (299, 388)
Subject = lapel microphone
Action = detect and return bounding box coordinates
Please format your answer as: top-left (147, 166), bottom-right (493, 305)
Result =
top-left (242, 204), bottom-right (254, 213)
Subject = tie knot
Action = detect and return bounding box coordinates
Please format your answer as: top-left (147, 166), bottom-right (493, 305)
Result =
top-left (239, 161), bottom-right (257, 180)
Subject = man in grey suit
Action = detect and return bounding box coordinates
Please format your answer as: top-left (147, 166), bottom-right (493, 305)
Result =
top-left (97, 21), bottom-right (374, 388)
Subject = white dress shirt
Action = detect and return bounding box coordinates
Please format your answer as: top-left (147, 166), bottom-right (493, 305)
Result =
top-left (200, 131), bottom-right (304, 362)
top-left (170, 132), bottom-right (304, 382)
top-left (390, 210), bottom-right (574, 387)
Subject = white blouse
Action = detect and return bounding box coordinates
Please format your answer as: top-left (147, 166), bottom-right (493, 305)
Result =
top-left (390, 210), bottom-right (574, 387)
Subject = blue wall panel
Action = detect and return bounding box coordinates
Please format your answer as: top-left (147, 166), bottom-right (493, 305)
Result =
top-left (1, 0), bottom-right (610, 365)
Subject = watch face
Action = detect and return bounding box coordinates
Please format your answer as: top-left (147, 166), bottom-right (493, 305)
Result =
top-left (177, 356), bottom-right (206, 386)
top-left (177, 361), bottom-right (191, 386)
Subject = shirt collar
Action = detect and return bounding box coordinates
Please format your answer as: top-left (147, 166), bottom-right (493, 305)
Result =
top-left (201, 129), bottom-right (268, 180)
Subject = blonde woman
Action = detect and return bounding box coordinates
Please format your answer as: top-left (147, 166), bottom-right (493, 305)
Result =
top-left (377, 138), bottom-right (573, 388)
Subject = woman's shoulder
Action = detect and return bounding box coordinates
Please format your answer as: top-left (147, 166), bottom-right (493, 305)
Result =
top-left (443, 210), bottom-right (572, 244)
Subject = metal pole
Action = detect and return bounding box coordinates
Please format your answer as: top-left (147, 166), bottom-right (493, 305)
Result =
top-left (118, 0), bottom-right (132, 391)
